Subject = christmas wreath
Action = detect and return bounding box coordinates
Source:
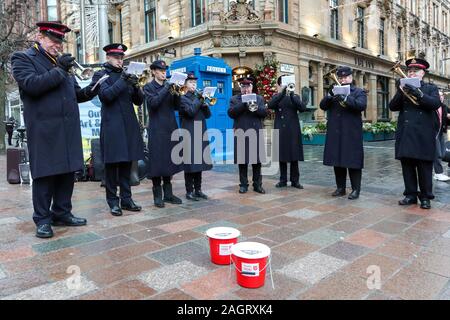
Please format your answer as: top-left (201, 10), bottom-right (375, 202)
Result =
top-left (253, 57), bottom-right (279, 102)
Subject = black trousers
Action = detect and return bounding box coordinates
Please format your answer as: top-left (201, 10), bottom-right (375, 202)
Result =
top-left (104, 161), bottom-right (132, 208)
top-left (32, 172), bottom-right (75, 226)
top-left (279, 161), bottom-right (299, 184)
top-left (401, 158), bottom-right (434, 200)
top-left (238, 163), bottom-right (262, 187)
top-left (334, 166), bottom-right (362, 190)
top-left (151, 176), bottom-right (171, 186)
top-left (184, 171), bottom-right (202, 193)
top-left (7, 131), bottom-right (13, 146)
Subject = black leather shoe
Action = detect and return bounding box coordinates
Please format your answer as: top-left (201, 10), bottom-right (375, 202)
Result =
top-left (348, 189), bottom-right (360, 200)
top-left (194, 190), bottom-right (208, 200)
top-left (153, 186), bottom-right (165, 208)
top-left (398, 197), bottom-right (417, 206)
top-left (239, 186), bottom-right (248, 194)
top-left (121, 199), bottom-right (142, 212)
top-left (52, 215), bottom-right (87, 226)
top-left (110, 205), bottom-right (123, 216)
top-left (275, 182), bottom-right (287, 188)
top-left (332, 188), bottom-right (346, 197)
top-left (253, 185), bottom-right (266, 194)
top-left (420, 199), bottom-right (431, 209)
top-left (163, 183), bottom-right (183, 204)
top-left (36, 224), bottom-right (53, 238)
top-left (291, 182), bottom-right (304, 189)
top-left (186, 192), bottom-right (199, 201)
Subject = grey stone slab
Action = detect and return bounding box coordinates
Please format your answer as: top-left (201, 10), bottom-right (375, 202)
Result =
top-left (138, 260), bottom-right (208, 291)
top-left (0, 267), bottom-right (6, 280)
top-left (1, 277), bottom-right (97, 300)
top-left (0, 217), bottom-right (21, 225)
top-left (286, 209), bottom-right (322, 220)
top-left (31, 232), bottom-right (102, 254)
top-left (193, 220), bottom-right (242, 234)
top-left (299, 228), bottom-right (347, 247)
top-left (277, 252), bottom-right (348, 285)
top-left (147, 241), bottom-right (206, 265)
top-left (320, 241), bottom-right (369, 261)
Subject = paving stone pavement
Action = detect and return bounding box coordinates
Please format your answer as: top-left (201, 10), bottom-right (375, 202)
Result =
top-left (1, 141), bottom-right (450, 300)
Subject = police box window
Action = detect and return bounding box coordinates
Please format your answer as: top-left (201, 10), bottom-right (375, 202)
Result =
top-left (203, 80), bottom-right (212, 88)
top-left (217, 81), bottom-right (224, 94)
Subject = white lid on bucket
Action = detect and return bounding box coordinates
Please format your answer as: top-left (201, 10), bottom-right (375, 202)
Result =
top-left (206, 227), bottom-right (240, 240)
top-left (231, 242), bottom-right (271, 259)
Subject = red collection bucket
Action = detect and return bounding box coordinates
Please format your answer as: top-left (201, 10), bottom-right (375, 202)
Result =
top-left (206, 227), bottom-right (240, 265)
top-left (231, 242), bottom-right (271, 289)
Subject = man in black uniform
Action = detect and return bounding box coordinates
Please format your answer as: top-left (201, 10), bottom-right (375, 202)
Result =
top-left (319, 66), bottom-right (367, 200)
top-left (143, 60), bottom-right (183, 208)
top-left (268, 76), bottom-right (307, 189)
top-left (11, 21), bottom-right (99, 238)
top-left (4, 117), bottom-right (16, 146)
top-left (94, 43), bottom-right (144, 216)
top-left (389, 58), bottom-right (441, 209)
top-left (228, 78), bottom-right (268, 194)
top-left (179, 72), bottom-right (213, 200)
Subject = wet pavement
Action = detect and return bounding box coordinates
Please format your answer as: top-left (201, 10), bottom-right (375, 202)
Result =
top-left (1, 140), bottom-right (450, 300)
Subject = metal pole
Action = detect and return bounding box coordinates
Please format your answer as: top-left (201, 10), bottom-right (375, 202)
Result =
top-left (80, 0), bottom-right (87, 64)
top-left (98, 3), bottom-right (109, 63)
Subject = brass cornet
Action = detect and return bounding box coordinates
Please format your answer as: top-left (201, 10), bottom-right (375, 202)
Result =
top-left (247, 101), bottom-right (258, 112)
top-left (390, 61), bottom-right (420, 106)
top-left (169, 83), bottom-right (188, 96)
top-left (323, 67), bottom-right (346, 108)
top-left (286, 83), bottom-right (295, 93)
top-left (196, 89), bottom-right (217, 106)
top-left (56, 52), bottom-right (94, 80)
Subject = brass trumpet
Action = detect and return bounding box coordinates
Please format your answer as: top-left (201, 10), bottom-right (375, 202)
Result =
top-left (196, 89), bottom-right (217, 106)
top-left (56, 52), bottom-right (94, 80)
top-left (323, 67), bottom-right (346, 107)
top-left (169, 83), bottom-right (188, 96)
top-left (286, 83), bottom-right (295, 93)
top-left (247, 101), bottom-right (258, 112)
top-left (389, 61), bottom-right (420, 106)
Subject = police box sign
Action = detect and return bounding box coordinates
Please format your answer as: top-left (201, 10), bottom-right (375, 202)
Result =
top-left (205, 66), bottom-right (227, 73)
top-left (171, 67), bottom-right (187, 74)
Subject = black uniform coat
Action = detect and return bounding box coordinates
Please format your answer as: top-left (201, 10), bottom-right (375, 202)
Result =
top-left (319, 85), bottom-right (367, 169)
top-left (389, 82), bottom-right (440, 161)
top-left (268, 91), bottom-right (307, 162)
top-left (95, 63), bottom-right (144, 164)
top-left (228, 94), bottom-right (268, 164)
top-left (143, 80), bottom-right (183, 178)
top-left (179, 91), bottom-right (213, 173)
top-left (11, 47), bottom-right (96, 179)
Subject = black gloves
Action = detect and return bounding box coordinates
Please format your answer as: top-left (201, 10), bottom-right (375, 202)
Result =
top-left (282, 86), bottom-right (287, 96)
top-left (403, 84), bottom-right (424, 99)
top-left (56, 53), bottom-right (75, 72)
top-left (127, 74), bottom-right (139, 87)
top-left (334, 94), bottom-right (346, 103)
top-left (120, 71), bottom-right (130, 81)
top-left (328, 84), bottom-right (336, 96)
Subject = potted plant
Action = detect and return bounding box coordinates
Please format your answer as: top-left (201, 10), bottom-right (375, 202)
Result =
top-left (301, 121), bottom-right (326, 145)
top-left (383, 121), bottom-right (397, 140)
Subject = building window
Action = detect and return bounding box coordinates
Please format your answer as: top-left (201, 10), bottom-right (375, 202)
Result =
top-left (397, 27), bottom-right (403, 60)
top-left (35, 0), bottom-right (41, 21)
top-left (422, 0), bottom-right (428, 22)
top-left (410, 33), bottom-right (416, 49)
top-left (442, 49), bottom-right (447, 74)
top-left (433, 3), bottom-right (439, 27)
top-left (144, 0), bottom-right (156, 43)
top-left (119, 9), bottom-right (123, 43)
top-left (379, 18), bottom-right (385, 55)
top-left (75, 31), bottom-right (82, 62)
top-left (409, 0), bottom-right (416, 14)
top-left (377, 77), bottom-right (389, 120)
top-left (443, 11), bottom-right (448, 33)
top-left (357, 7), bottom-right (365, 48)
top-left (278, 0), bottom-right (288, 23)
top-left (47, 0), bottom-right (58, 21)
top-left (191, 0), bottom-right (206, 27)
top-left (330, 0), bottom-right (339, 40)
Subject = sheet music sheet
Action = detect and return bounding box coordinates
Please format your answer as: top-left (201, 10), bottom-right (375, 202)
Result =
top-left (281, 75), bottom-right (296, 86)
top-left (332, 85), bottom-right (351, 96)
top-left (169, 72), bottom-right (188, 86)
top-left (90, 74), bottom-right (109, 92)
top-left (203, 87), bottom-right (217, 97)
top-left (242, 94), bottom-right (257, 103)
top-left (126, 62), bottom-right (146, 75)
top-left (400, 77), bottom-right (421, 89)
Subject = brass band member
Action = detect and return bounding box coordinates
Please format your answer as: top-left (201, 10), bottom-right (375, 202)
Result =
top-left (268, 76), bottom-right (307, 189)
top-left (319, 66), bottom-right (367, 200)
top-left (143, 60), bottom-right (183, 208)
top-left (94, 44), bottom-right (144, 216)
top-left (11, 21), bottom-right (98, 238)
top-left (179, 72), bottom-right (213, 200)
top-left (389, 58), bottom-right (440, 209)
top-left (228, 77), bottom-right (268, 194)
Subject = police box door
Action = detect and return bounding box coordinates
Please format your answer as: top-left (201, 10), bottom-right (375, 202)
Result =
top-left (199, 76), bottom-right (232, 162)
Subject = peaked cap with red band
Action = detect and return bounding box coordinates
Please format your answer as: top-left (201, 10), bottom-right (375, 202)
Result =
top-left (405, 58), bottom-right (430, 70)
top-left (103, 43), bottom-right (128, 56)
top-left (36, 21), bottom-right (71, 42)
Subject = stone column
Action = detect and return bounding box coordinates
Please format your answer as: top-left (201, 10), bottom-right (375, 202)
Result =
top-left (316, 62), bottom-right (325, 120)
top-left (368, 74), bottom-right (378, 122)
top-left (298, 58), bottom-right (309, 100)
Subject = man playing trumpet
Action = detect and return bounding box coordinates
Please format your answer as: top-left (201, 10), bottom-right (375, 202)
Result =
top-left (11, 21), bottom-right (99, 238)
top-left (268, 76), bottom-right (307, 189)
top-left (389, 58), bottom-right (440, 209)
top-left (319, 66), bottom-right (367, 200)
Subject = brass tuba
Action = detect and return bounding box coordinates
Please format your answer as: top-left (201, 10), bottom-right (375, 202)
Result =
top-left (390, 61), bottom-right (420, 106)
top-left (56, 52), bottom-right (94, 80)
top-left (323, 67), bottom-right (346, 107)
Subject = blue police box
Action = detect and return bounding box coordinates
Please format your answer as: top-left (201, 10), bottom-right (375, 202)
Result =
top-left (169, 48), bottom-right (233, 162)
